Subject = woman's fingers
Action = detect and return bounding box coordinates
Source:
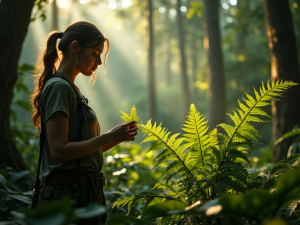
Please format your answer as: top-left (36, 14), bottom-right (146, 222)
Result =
top-left (128, 127), bottom-right (138, 133)
top-left (123, 121), bottom-right (136, 128)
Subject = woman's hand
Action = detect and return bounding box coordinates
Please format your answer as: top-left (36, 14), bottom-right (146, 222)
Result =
top-left (105, 121), bottom-right (138, 143)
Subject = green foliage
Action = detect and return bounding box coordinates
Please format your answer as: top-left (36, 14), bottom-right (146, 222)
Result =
top-left (200, 168), bottom-right (300, 223)
top-left (275, 125), bottom-right (300, 157)
top-left (0, 168), bottom-right (105, 225)
top-left (11, 198), bottom-right (105, 225)
top-left (0, 168), bottom-right (34, 222)
top-left (31, 0), bottom-right (47, 22)
top-left (111, 80), bottom-right (299, 224)
top-left (187, 2), bottom-right (203, 19)
top-left (10, 64), bottom-right (39, 175)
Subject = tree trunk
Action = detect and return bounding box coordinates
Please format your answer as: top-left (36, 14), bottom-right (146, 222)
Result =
top-left (191, 34), bottom-right (198, 105)
top-left (263, 0), bottom-right (300, 163)
top-left (0, 0), bottom-right (35, 171)
top-left (53, 0), bottom-right (58, 30)
top-left (203, 0), bottom-right (226, 130)
top-left (147, 0), bottom-right (157, 122)
top-left (237, 0), bottom-right (245, 54)
top-left (165, 6), bottom-right (171, 87)
top-left (176, 0), bottom-right (191, 117)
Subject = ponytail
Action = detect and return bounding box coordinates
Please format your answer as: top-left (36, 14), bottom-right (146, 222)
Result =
top-left (30, 31), bottom-right (61, 133)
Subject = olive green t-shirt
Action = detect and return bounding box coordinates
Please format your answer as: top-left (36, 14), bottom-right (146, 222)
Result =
top-left (40, 73), bottom-right (104, 178)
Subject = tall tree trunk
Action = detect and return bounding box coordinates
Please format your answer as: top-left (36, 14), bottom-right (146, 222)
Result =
top-left (147, 0), bottom-right (157, 121)
top-left (176, 0), bottom-right (191, 117)
top-left (0, 0), bottom-right (34, 171)
top-left (191, 34), bottom-right (198, 105)
top-left (237, 0), bottom-right (245, 54)
top-left (203, 0), bottom-right (226, 130)
top-left (165, 6), bottom-right (171, 87)
top-left (53, 0), bottom-right (58, 30)
top-left (263, 0), bottom-right (300, 163)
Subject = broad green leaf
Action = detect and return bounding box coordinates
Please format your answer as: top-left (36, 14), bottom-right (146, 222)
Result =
top-left (75, 203), bottom-right (106, 219)
top-left (107, 214), bottom-right (144, 225)
top-left (0, 174), bottom-right (6, 185)
top-left (9, 195), bottom-right (32, 204)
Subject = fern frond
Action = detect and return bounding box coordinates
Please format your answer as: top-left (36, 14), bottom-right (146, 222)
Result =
top-left (221, 80), bottom-right (298, 152)
top-left (281, 154), bottom-right (300, 165)
top-left (143, 197), bottom-right (155, 212)
top-left (120, 105), bottom-right (139, 123)
top-left (146, 140), bottom-right (166, 153)
top-left (209, 146), bottom-right (221, 165)
top-left (152, 182), bottom-right (178, 195)
top-left (112, 191), bottom-right (178, 215)
top-left (286, 198), bottom-right (300, 216)
top-left (220, 160), bottom-right (248, 177)
top-left (216, 177), bottom-right (246, 193)
top-left (268, 163), bottom-right (293, 176)
top-left (219, 169), bottom-right (248, 184)
top-left (182, 104), bottom-right (215, 168)
top-left (166, 172), bottom-right (177, 184)
top-left (163, 161), bottom-right (184, 177)
top-left (139, 120), bottom-right (202, 192)
top-left (226, 149), bottom-right (251, 166)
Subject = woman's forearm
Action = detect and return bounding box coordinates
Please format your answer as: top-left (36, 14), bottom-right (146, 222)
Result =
top-left (53, 133), bottom-right (112, 164)
top-left (103, 142), bottom-right (122, 152)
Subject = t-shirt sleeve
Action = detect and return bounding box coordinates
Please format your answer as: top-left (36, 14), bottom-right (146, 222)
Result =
top-left (42, 80), bottom-right (75, 123)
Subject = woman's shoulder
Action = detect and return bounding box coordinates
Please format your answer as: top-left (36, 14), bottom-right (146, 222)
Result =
top-left (41, 76), bottom-right (77, 100)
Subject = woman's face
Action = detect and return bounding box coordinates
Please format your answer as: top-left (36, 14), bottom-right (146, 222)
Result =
top-left (76, 41), bottom-right (104, 76)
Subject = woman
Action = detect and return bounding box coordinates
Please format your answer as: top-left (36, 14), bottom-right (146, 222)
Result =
top-left (30, 21), bottom-right (138, 224)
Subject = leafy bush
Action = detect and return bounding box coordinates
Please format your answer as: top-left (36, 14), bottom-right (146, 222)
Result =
top-left (109, 80), bottom-right (300, 224)
top-left (0, 168), bottom-right (33, 222)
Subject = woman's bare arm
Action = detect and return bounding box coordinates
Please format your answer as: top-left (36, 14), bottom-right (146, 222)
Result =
top-left (102, 142), bottom-right (121, 152)
top-left (46, 111), bottom-right (137, 164)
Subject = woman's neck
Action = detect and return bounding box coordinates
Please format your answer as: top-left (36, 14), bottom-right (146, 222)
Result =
top-left (57, 57), bottom-right (79, 84)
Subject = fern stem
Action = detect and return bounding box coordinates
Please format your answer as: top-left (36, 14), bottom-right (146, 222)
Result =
top-left (192, 112), bottom-right (205, 167)
top-left (142, 125), bottom-right (208, 200)
top-left (192, 111), bottom-right (211, 199)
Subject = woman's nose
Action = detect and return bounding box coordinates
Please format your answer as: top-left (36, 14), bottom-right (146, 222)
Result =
top-left (96, 56), bottom-right (102, 66)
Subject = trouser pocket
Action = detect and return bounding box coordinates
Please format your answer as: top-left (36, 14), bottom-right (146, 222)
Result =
top-left (39, 184), bottom-right (55, 205)
top-left (53, 186), bottom-right (80, 208)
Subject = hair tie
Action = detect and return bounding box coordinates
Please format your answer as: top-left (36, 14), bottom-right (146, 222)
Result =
top-left (58, 32), bottom-right (63, 39)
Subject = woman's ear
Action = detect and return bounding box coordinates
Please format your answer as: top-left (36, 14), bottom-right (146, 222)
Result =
top-left (70, 40), bottom-right (79, 55)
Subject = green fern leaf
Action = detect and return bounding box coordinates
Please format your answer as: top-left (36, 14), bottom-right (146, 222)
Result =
top-left (286, 198), bottom-right (300, 216)
top-left (113, 191), bottom-right (177, 215)
top-left (220, 80), bottom-right (298, 161)
top-left (120, 105), bottom-right (139, 123)
top-left (219, 169), bottom-right (248, 184)
top-left (216, 177), bottom-right (246, 193)
top-left (146, 140), bottom-right (166, 153)
top-left (221, 160), bottom-right (248, 177)
top-left (163, 160), bottom-right (184, 177)
top-left (226, 149), bottom-right (251, 166)
top-left (208, 146), bottom-right (221, 165)
top-left (281, 153), bottom-right (300, 165)
top-left (268, 163), bottom-right (293, 176)
top-left (152, 182), bottom-right (178, 195)
top-left (166, 172), bottom-right (177, 184)
top-left (143, 197), bottom-right (155, 212)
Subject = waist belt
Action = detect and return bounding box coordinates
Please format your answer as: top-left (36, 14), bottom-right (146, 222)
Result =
top-left (43, 170), bottom-right (105, 187)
